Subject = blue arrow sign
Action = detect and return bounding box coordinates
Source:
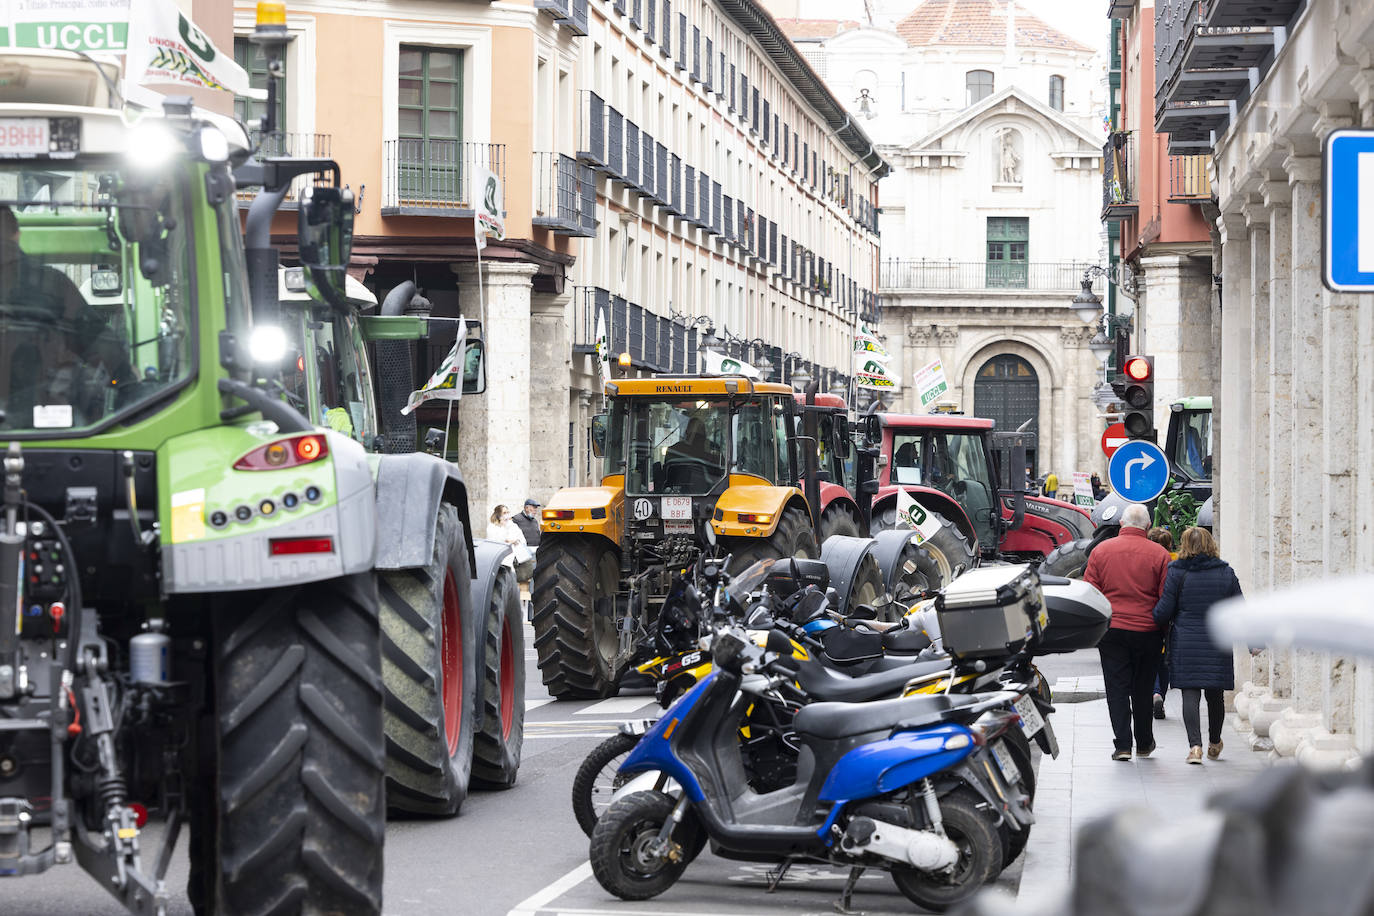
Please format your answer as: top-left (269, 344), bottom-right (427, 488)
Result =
top-left (1323, 129), bottom-right (1374, 291)
top-left (1107, 439), bottom-right (1169, 503)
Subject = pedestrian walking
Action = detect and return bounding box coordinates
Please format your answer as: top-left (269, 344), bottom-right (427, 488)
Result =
top-left (1083, 504), bottom-right (1171, 760)
top-left (1151, 527), bottom-right (1241, 764)
top-left (1146, 526), bottom-right (1175, 720)
top-left (512, 497), bottom-right (542, 548)
top-left (1042, 471), bottom-right (1058, 499)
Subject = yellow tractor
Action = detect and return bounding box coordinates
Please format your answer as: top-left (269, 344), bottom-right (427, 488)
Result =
top-left (533, 375), bottom-right (822, 698)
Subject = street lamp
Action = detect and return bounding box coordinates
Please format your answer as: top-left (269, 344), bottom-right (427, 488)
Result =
top-left (1070, 275), bottom-right (1105, 325)
top-left (1088, 330), bottom-right (1114, 365)
top-left (830, 377), bottom-right (848, 398)
top-left (791, 363), bottom-right (812, 394)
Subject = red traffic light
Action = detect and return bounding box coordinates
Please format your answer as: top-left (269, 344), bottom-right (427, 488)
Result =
top-left (1124, 356), bottom-right (1151, 381)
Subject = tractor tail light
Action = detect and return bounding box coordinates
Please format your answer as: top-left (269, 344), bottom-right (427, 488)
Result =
top-left (543, 509), bottom-right (574, 521)
top-left (738, 513), bottom-right (772, 525)
top-left (269, 537), bottom-right (335, 556)
top-left (235, 435), bottom-right (329, 470)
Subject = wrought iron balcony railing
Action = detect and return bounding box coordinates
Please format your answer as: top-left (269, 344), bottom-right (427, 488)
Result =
top-left (381, 140), bottom-right (505, 217)
top-left (533, 152), bottom-right (596, 237)
top-left (1102, 131), bottom-right (1137, 220)
top-left (879, 260), bottom-right (1094, 292)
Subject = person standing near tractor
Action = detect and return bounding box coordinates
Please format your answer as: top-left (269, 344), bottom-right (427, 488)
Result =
top-left (512, 498), bottom-right (542, 548)
top-left (1042, 471), bottom-right (1059, 499)
top-left (1084, 504), bottom-right (1171, 760)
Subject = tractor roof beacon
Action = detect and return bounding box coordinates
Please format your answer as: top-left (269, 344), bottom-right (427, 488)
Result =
top-left (0, 12), bottom-right (520, 915)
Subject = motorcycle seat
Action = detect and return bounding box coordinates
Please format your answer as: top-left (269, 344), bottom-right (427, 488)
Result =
top-left (793, 693), bottom-right (957, 740)
top-left (795, 657), bottom-right (950, 703)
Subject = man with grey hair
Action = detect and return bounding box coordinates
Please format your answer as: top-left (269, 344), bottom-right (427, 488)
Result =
top-left (1084, 503), bottom-right (1171, 760)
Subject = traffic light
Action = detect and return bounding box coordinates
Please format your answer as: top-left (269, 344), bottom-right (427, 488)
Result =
top-left (1120, 355), bottom-right (1155, 441)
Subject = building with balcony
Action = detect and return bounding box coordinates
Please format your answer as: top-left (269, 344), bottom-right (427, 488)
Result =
top-left (1104, 4), bottom-right (1216, 430)
top-left (1148, 0), bottom-right (1374, 763)
top-left (221, 0), bottom-right (885, 514)
top-left (561, 0), bottom-right (888, 486)
top-left (779, 1), bottom-right (1110, 480)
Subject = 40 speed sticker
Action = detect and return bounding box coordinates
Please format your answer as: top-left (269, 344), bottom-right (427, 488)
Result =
top-left (633, 498), bottom-right (654, 520)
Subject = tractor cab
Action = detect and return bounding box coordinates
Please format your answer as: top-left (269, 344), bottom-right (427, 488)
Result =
top-left (881, 415), bottom-right (1001, 551)
top-left (595, 376), bottom-right (799, 538)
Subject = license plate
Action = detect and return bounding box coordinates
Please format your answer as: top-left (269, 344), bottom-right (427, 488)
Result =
top-left (990, 740), bottom-right (1019, 785)
top-left (1014, 694), bottom-right (1044, 737)
top-left (661, 496), bottom-right (692, 520)
top-left (0, 118), bottom-right (49, 156)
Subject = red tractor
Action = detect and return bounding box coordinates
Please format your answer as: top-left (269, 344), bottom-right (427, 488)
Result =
top-left (865, 413), bottom-right (1095, 584)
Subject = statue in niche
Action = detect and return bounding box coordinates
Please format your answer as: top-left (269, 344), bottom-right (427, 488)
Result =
top-left (997, 128), bottom-right (1022, 184)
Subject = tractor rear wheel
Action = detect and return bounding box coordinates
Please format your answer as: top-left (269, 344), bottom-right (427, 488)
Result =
top-left (472, 564), bottom-right (526, 789)
top-left (532, 534), bottom-right (624, 700)
top-left (725, 506), bottom-right (818, 574)
top-left (1039, 536), bottom-right (1096, 579)
top-left (819, 505), bottom-right (862, 541)
top-left (379, 506), bottom-right (479, 816)
top-left (211, 574), bottom-right (385, 915)
top-left (871, 504), bottom-right (977, 589)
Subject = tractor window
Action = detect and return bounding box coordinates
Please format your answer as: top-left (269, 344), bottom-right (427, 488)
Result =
top-left (732, 399), bottom-right (779, 483)
top-left (890, 433), bottom-right (926, 485)
top-left (0, 161), bottom-right (194, 436)
top-left (626, 398), bottom-right (729, 495)
top-left (281, 309), bottom-right (379, 442)
top-left (932, 432), bottom-right (997, 548)
top-left (1172, 410), bottom-right (1211, 480)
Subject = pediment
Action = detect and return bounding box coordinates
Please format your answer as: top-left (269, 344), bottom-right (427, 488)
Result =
top-left (907, 86), bottom-right (1103, 155)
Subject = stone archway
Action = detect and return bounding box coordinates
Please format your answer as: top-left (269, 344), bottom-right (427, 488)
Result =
top-left (956, 336), bottom-right (1060, 476)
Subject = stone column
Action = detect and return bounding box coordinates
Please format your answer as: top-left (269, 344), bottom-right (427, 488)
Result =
top-left (1244, 194), bottom-right (1273, 591)
top-left (1286, 152), bottom-right (1328, 726)
top-left (528, 290), bottom-right (573, 503)
top-left (1215, 213), bottom-right (1252, 587)
top-left (1057, 327), bottom-right (1081, 475)
top-left (453, 261), bottom-right (539, 523)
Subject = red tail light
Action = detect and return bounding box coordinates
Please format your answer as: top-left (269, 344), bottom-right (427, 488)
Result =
top-left (235, 435), bottom-right (329, 470)
top-left (269, 537), bottom-right (334, 556)
top-left (543, 509), bottom-right (574, 521)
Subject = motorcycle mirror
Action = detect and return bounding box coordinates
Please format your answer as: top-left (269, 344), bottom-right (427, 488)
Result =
top-left (849, 603), bottom-right (878, 621)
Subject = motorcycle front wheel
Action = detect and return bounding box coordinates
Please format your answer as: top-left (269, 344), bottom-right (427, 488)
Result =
top-left (891, 789), bottom-right (1003, 913)
top-left (589, 790), bottom-right (700, 900)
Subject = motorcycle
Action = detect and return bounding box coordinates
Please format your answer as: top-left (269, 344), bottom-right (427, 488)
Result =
top-left (588, 625), bottom-right (1033, 912)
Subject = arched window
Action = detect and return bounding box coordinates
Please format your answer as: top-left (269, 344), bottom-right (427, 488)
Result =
top-left (966, 70), bottom-right (994, 106)
top-left (1048, 75), bottom-right (1065, 111)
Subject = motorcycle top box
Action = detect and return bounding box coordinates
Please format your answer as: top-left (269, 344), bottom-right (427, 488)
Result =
top-left (1035, 576), bottom-right (1113, 654)
top-left (935, 565), bottom-right (1047, 660)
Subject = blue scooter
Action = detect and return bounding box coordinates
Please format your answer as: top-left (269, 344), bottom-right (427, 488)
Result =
top-left (587, 626), bottom-right (1033, 913)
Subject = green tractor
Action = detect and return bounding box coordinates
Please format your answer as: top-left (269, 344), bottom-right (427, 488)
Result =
top-left (0, 31), bottom-right (520, 916)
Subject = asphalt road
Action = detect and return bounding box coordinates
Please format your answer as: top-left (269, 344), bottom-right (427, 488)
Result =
top-left (3, 629), bottom-right (1103, 916)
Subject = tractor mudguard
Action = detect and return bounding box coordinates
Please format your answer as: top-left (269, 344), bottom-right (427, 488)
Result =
top-left (870, 529), bottom-right (925, 594)
top-left (540, 485), bottom-right (624, 542)
top-left (470, 538), bottom-right (514, 735)
top-left (819, 535), bottom-right (879, 612)
top-left (372, 452), bottom-right (476, 572)
top-left (712, 485), bottom-right (808, 538)
top-left (873, 486), bottom-right (975, 544)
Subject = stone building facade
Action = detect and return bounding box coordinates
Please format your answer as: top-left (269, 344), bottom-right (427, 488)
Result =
top-left (1150, 0), bottom-right (1374, 761)
top-left (783, 1), bottom-right (1110, 480)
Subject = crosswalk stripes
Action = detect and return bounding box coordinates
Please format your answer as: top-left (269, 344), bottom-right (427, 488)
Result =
top-left (573, 696), bottom-right (659, 716)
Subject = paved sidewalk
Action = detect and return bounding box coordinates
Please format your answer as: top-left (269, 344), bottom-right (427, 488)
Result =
top-left (1012, 690), bottom-right (1269, 907)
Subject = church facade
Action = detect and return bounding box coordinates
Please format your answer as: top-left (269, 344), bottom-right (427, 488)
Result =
top-left (780, 0), bottom-right (1109, 482)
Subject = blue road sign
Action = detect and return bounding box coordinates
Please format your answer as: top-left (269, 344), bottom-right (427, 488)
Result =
top-left (1323, 129), bottom-right (1374, 291)
top-left (1107, 439), bottom-right (1169, 503)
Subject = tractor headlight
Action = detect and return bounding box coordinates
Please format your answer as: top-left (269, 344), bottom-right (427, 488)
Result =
top-left (249, 324), bottom-right (288, 364)
top-left (197, 125), bottom-right (229, 163)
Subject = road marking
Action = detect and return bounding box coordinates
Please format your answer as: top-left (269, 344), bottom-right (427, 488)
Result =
top-left (506, 861), bottom-right (594, 916)
top-left (526, 731), bottom-right (618, 739)
top-left (575, 696), bottom-right (657, 716)
top-left (525, 698), bottom-right (555, 712)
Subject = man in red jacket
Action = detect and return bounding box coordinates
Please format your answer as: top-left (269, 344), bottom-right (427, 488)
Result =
top-left (1084, 504), bottom-right (1171, 760)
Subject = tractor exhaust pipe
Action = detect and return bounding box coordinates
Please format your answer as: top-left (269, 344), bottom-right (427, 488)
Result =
top-left (377, 281), bottom-right (420, 452)
top-left (803, 379), bottom-right (823, 546)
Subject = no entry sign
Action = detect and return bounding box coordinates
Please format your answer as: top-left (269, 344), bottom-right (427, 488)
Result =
top-left (1101, 422), bottom-right (1128, 459)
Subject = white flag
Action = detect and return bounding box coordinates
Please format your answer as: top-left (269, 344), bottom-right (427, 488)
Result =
top-left (125, 0), bottom-right (254, 95)
top-left (702, 350), bottom-right (761, 379)
top-left (475, 165), bottom-right (505, 240)
top-left (894, 488), bottom-right (942, 544)
top-left (401, 317), bottom-right (465, 415)
top-left (594, 307), bottom-right (609, 390)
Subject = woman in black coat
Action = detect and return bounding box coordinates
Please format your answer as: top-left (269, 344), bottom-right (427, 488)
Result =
top-left (1151, 526), bottom-right (1242, 764)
